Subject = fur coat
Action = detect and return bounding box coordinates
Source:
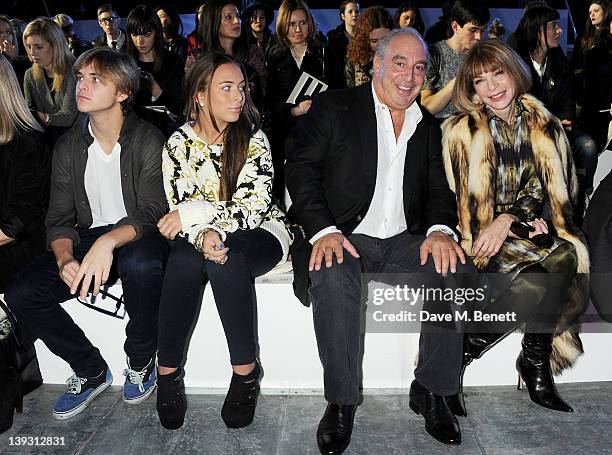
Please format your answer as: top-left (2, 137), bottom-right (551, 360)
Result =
top-left (441, 94), bottom-right (589, 374)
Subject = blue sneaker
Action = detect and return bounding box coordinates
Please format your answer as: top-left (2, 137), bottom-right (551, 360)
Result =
top-left (53, 368), bottom-right (113, 420)
top-left (123, 356), bottom-right (157, 404)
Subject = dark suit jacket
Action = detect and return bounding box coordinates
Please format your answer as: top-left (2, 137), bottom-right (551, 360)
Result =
top-left (285, 82), bottom-right (458, 304)
top-left (92, 30), bottom-right (127, 53)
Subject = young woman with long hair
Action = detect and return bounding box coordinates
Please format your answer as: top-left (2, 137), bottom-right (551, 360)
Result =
top-left (187, 0), bottom-right (267, 115)
top-left (155, 51), bottom-right (291, 431)
top-left (155, 5), bottom-right (189, 61)
top-left (579, 3), bottom-right (612, 151)
top-left (126, 5), bottom-right (185, 134)
top-left (393, 1), bottom-right (425, 35)
top-left (242, 1), bottom-right (275, 56)
top-left (513, 5), bottom-right (598, 214)
top-left (22, 18), bottom-right (78, 142)
top-left (266, 0), bottom-right (326, 203)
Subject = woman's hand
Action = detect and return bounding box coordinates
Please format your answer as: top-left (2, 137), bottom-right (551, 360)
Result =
top-left (472, 213), bottom-right (517, 258)
top-left (35, 111), bottom-right (49, 125)
top-left (202, 230), bottom-right (229, 265)
top-left (0, 39), bottom-right (17, 59)
top-left (527, 218), bottom-right (549, 238)
top-left (291, 99), bottom-right (312, 117)
top-left (157, 210), bottom-right (182, 240)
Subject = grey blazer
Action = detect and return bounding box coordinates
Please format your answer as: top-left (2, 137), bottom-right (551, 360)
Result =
top-left (23, 68), bottom-right (78, 128)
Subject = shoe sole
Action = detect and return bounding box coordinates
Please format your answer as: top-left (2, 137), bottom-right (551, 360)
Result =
top-left (52, 376), bottom-right (113, 420)
top-left (123, 382), bottom-right (157, 405)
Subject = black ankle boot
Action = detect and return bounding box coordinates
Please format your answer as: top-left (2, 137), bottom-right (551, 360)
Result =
top-left (156, 368), bottom-right (187, 430)
top-left (516, 333), bottom-right (573, 412)
top-left (0, 367), bottom-right (23, 435)
top-left (221, 361), bottom-right (261, 429)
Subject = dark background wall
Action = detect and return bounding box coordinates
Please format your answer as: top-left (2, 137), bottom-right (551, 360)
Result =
top-left (1, 0), bottom-right (587, 37)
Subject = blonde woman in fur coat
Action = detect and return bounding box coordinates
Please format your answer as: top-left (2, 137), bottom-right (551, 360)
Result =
top-left (441, 40), bottom-right (589, 414)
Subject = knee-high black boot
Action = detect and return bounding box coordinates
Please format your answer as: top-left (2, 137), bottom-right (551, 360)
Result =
top-left (516, 332), bottom-right (573, 412)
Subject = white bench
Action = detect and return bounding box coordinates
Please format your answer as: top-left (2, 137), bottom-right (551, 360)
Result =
top-left (4, 273), bottom-right (609, 390)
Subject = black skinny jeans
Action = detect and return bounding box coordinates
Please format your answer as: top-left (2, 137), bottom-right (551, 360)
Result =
top-left (157, 228), bottom-right (283, 368)
top-left (4, 226), bottom-right (169, 377)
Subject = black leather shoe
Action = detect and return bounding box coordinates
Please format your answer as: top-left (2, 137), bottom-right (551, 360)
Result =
top-left (409, 380), bottom-right (461, 445)
top-left (445, 392), bottom-right (467, 417)
top-left (316, 403), bottom-right (356, 455)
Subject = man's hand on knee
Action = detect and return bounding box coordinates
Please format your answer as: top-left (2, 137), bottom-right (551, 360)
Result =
top-left (420, 232), bottom-right (466, 275)
top-left (309, 233), bottom-right (360, 272)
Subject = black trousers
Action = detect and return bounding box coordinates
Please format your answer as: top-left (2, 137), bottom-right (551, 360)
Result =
top-left (308, 229), bottom-right (477, 404)
top-left (4, 226), bottom-right (169, 377)
top-left (0, 232), bottom-right (46, 293)
top-left (157, 228), bottom-right (283, 368)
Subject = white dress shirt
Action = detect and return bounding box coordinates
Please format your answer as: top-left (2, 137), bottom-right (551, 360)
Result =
top-left (310, 84), bottom-right (456, 243)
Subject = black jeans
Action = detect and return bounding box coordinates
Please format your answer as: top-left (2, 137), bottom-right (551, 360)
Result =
top-left (308, 229), bottom-right (477, 404)
top-left (157, 228), bottom-right (283, 368)
top-left (4, 226), bottom-right (169, 377)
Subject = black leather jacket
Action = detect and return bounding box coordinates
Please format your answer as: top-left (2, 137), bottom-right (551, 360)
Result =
top-left (46, 112), bottom-right (167, 247)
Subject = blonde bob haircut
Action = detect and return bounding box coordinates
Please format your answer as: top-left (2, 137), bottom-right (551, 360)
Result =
top-left (452, 40), bottom-right (532, 114)
top-left (0, 54), bottom-right (43, 143)
top-left (275, 0), bottom-right (317, 48)
top-left (23, 18), bottom-right (75, 93)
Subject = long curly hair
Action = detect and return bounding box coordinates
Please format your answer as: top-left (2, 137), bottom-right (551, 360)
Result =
top-left (346, 6), bottom-right (393, 66)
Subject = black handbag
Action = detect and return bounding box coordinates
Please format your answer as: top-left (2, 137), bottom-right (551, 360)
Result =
top-left (0, 298), bottom-right (42, 397)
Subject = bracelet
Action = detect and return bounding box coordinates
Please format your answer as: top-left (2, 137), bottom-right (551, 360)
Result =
top-left (194, 228), bottom-right (211, 253)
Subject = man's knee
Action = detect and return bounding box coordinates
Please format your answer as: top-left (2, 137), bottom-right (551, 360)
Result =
top-left (575, 134), bottom-right (598, 160)
top-left (309, 254), bottom-right (361, 287)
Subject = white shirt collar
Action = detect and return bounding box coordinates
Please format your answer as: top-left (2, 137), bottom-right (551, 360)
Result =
top-left (371, 82), bottom-right (423, 143)
top-left (106, 29), bottom-right (124, 48)
top-left (371, 82), bottom-right (423, 124)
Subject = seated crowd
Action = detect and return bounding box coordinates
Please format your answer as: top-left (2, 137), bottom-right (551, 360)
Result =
top-left (0, 0), bottom-right (611, 454)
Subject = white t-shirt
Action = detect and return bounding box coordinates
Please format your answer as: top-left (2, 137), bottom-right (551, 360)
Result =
top-left (84, 123), bottom-right (127, 227)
